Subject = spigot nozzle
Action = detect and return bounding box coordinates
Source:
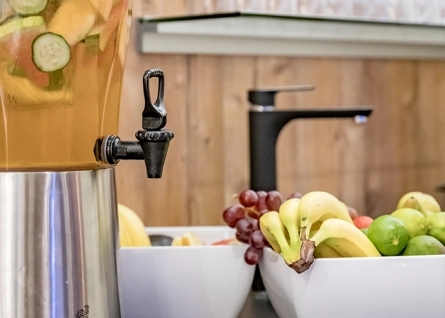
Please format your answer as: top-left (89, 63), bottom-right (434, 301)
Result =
top-left (136, 130), bottom-right (174, 178)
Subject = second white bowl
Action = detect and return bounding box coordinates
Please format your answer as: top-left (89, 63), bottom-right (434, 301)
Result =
top-left (259, 248), bottom-right (445, 318)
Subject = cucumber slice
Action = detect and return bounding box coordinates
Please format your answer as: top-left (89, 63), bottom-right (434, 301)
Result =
top-left (8, 0), bottom-right (48, 15)
top-left (32, 32), bottom-right (70, 72)
top-left (0, 15), bottom-right (44, 38)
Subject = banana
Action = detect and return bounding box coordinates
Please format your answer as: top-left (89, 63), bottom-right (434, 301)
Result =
top-left (259, 212), bottom-right (283, 252)
top-left (298, 191), bottom-right (353, 239)
top-left (259, 211), bottom-right (300, 265)
top-left (397, 192), bottom-right (441, 217)
top-left (293, 218), bottom-right (381, 274)
top-left (279, 198), bottom-right (301, 251)
top-left (118, 214), bottom-right (132, 247)
top-left (313, 243), bottom-right (342, 258)
top-left (310, 218), bottom-right (381, 258)
top-left (118, 203), bottom-right (151, 247)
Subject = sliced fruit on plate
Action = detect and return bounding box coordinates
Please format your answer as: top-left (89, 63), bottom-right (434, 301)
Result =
top-left (182, 232), bottom-right (204, 246)
top-left (170, 232), bottom-right (204, 246)
top-left (171, 236), bottom-right (183, 246)
top-left (211, 238), bottom-right (241, 246)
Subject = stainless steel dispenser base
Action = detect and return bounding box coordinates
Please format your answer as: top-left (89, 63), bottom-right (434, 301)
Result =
top-left (0, 168), bottom-right (121, 318)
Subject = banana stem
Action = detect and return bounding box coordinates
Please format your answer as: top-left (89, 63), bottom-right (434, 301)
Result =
top-left (288, 227), bottom-right (315, 274)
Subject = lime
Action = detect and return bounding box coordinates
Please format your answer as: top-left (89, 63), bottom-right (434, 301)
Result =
top-left (425, 212), bottom-right (445, 245)
top-left (360, 228), bottom-right (369, 236)
top-left (403, 235), bottom-right (445, 256)
top-left (367, 215), bottom-right (410, 256)
top-left (391, 208), bottom-right (427, 239)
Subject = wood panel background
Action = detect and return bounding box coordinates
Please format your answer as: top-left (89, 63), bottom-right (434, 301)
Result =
top-left (115, 0), bottom-right (445, 226)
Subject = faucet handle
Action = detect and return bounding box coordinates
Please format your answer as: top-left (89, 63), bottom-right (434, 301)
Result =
top-left (248, 85), bottom-right (315, 107)
top-left (142, 69), bottom-right (167, 131)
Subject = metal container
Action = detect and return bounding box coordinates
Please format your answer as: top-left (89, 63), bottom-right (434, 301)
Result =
top-left (0, 168), bottom-right (121, 318)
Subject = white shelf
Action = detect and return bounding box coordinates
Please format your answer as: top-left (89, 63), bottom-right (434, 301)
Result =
top-left (137, 12), bottom-right (445, 59)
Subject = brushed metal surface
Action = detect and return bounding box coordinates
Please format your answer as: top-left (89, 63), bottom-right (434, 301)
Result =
top-left (0, 169), bottom-right (121, 318)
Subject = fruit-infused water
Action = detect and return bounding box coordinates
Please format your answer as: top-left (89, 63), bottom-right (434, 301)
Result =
top-left (0, 0), bottom-right (131, 170)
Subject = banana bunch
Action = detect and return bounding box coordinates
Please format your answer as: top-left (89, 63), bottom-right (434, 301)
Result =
top-left (118, 203), bottom-right (152, 247)
top-left (259, 199), bottom-right (301, 266)
top-left (397, 191), bottom-right (441, 217)
top-left (259, 191), bottom-right (381, 274)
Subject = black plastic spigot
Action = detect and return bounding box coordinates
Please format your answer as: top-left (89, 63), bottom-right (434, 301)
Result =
top-left (142, 69), bottom-right (167, 130)
top-left (94, 69), bottom-right (174, 178)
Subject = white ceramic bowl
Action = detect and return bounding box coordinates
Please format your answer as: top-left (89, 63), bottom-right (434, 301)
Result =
top-left (119, 226), bottom-right (255, 318)
top-left (259, 248), bottom-right (445, 318)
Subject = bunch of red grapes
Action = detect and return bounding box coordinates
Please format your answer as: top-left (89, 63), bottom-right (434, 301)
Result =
top-left (222, 189), bottom-right (303, 265)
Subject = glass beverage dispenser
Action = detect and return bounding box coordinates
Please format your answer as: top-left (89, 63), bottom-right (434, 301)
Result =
top-left (0, 0), bottom-right (173, 317)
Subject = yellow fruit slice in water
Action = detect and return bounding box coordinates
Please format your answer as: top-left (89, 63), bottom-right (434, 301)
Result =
top-left (47, 0), bottom-right (97, 46)
top-left (87, 0), bottom-right (113, 21)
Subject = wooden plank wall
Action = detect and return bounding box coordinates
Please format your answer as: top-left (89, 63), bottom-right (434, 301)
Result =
top-left (115, 0), bottom-right (445, 226)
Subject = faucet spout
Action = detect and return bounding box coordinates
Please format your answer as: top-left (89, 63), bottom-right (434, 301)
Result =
top-left (249, 107), bottom-right (373, 192)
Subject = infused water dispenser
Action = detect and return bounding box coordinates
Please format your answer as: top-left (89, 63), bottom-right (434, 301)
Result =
top-left (0, 0), bottom-right (173, 317)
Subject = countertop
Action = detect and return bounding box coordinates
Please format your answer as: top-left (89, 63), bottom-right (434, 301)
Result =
top-left (238, 290), bottom-right (279, 318)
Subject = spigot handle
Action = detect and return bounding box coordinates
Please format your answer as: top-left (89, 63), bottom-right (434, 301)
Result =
top-left (142, 69), bottom-right (167, 130)
top-left (248, 85), bottom-right (315, 107)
